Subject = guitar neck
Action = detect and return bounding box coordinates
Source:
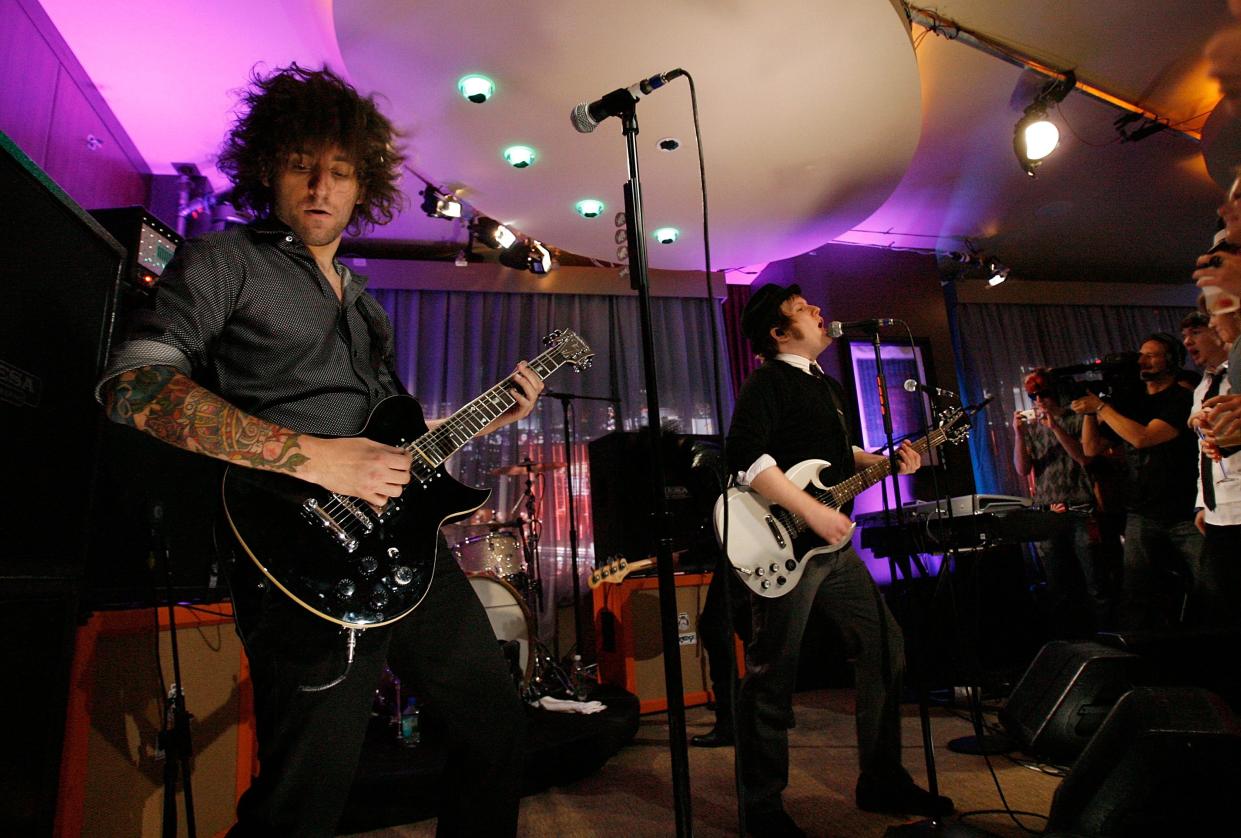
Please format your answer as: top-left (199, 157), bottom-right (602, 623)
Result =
top-left (820, 429), bottom-right (946, 507)
top-left (407, 347), bottom-right (564, 468)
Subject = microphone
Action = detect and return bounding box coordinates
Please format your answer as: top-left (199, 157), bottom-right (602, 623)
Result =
top-left (826, 318), bottom-right (896, 339)
top-left (571, 69), bottom-right (685, 133)
top-left (903, 379), bottom-right (955, 398)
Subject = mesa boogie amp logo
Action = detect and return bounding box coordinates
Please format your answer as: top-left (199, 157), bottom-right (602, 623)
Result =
top-left (0, 358), bottom-right (42, 408)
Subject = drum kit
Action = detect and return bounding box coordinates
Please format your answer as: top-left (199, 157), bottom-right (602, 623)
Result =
top-left (375, 458), bottom-right (583, 740)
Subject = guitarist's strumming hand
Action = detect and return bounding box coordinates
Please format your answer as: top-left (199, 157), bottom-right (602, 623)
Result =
top-left (750, 465), bottom-right (854, 544)
top-left (299, 436), bottom-right (413, 507)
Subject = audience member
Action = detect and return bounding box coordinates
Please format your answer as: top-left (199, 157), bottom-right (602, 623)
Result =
top-left (1191, 303), bottom-right (1241, 627)
top-left (1011, 369), bottom-right (1109, 636)
top-left (1072, 334), bottom-right (1203, 629)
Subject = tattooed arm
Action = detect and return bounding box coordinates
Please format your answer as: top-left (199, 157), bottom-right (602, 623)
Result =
top-left (101, 366), bottom-right (412, 506)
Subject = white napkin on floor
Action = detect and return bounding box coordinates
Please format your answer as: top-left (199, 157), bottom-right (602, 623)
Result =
top-left (533, 696), bottom-right (607, 714)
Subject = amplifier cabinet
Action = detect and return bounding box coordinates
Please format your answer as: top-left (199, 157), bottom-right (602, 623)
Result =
top-left (593, 571), bottom-right (744, 714)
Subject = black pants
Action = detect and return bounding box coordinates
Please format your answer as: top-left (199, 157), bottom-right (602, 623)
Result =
top-left (227, 545), bottom-right (525, 837)
top-left (698, 552), bottom-right (752, 727)
top-left (738, 547), bottom-right (906, 816)
top-left (1194, 522), bottom-right (1241, 628)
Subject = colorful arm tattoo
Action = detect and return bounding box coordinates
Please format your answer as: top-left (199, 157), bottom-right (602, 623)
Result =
top-left (103, 366), bottom-right (308, 473)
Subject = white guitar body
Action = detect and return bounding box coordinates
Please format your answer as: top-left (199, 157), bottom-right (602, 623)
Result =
top-left (712, 458), bottom-right (855, 598)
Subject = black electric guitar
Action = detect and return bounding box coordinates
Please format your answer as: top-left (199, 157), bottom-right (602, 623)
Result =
top-left (222, 329), bottom-right (593, 627)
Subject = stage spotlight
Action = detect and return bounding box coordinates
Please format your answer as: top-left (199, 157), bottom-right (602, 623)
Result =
top-left (473, 217), bottom-right (517, 249)
top-left (420, 187), bottom-right (462, 219)
top-left (498, 240), bottom-right (553, 274)
top-left (1013, 71), bottom-right (1075, 177)
top-left (457, 74), bottom-right (495, 103)
top-left (530, 241), bottom-right (552, 274)
top-left (653, 227), bottom-right (680, 244)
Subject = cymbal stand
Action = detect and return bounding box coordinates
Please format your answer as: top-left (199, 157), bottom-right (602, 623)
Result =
top-left (515, 464), bottom-right (544, 615)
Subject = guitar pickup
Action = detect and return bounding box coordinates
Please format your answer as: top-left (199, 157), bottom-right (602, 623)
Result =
top-left (334, 496), bottom-right (376, 533)
top-left (302, 498), bottom-right (359, 552)
top-left (764, 515), bottom-right (786, 549)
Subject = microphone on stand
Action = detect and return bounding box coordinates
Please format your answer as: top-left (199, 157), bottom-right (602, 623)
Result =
top-left (827, 318), bottom-right (896, 339)
top-left (903, 379), bottom-right (956, 399)
top-left (571, 69), bottom-right (686, 133)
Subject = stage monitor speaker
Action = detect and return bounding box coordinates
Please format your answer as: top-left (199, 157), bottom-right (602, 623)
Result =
top-left (587, 430), bottom-right (721, 572)
top-left (1047, 687), bottom-right (1241, 836)
top-left (0, 131), bottom-right (123, 575)
top-left (1000, 640), bottom-right (1143, 764)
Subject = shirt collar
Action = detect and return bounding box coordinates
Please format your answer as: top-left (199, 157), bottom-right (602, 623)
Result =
top-left (775, 353), bottom-right (821, 375)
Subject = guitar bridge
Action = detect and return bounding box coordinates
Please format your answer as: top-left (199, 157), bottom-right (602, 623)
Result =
top-left (302, 498), bottom-right (360, 552)
top-left (764, 515), bottom-right (786, 549)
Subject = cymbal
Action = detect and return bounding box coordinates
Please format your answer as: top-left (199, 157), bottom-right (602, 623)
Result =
top-left (490, 461), bottom-right (567, 476)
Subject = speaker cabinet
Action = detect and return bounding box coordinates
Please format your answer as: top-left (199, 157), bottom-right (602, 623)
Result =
top-left (57, 604), bottom-right (254, 837)
top-left (1000, 640), bottom-right (1143, 763)
top-left (1047, 687), bottom-right (1241, 836)
top-left (593, 571), bottom-right (743, 714)
top-left (587, 431), bottom-right (721, 573)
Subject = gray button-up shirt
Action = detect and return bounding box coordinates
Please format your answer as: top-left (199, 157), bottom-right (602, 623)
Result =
top-left (99, 218), bottom-right (400, 437)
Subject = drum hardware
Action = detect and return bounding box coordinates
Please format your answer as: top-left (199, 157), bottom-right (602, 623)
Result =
top-left (467, 573), bottom-right (537, 687)
top-left (490, 458), bottom-right (567, 477)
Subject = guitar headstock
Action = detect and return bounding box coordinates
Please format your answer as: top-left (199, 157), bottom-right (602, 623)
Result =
top-left (543, 329), bottom-right (594, 372)
top-left (588, 556), bottom-right (630, 589)
top-left (937, 406), bottom-right (971, 445)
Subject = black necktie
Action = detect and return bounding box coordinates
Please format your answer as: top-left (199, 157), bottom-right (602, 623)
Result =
top-left (1202, 369), bottom-right (1225, 511)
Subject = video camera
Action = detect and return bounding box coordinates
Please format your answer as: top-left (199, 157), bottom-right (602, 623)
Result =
top-left (1047, 352), bottom-right (1142, 406)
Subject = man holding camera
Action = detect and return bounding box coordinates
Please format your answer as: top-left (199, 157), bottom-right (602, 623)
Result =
top-left (1012, 369), bottom-right (1106, 637)
top-left (1072, 334), bottom-right (1202, 630)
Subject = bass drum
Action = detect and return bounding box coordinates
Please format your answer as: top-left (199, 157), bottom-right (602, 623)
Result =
top-left (453, 531), bottom-right (524, 577)
top-left (468, 573), bottom-right (535, 687)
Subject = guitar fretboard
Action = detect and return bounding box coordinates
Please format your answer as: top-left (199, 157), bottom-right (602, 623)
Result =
top-left (405, 349), bottom-right (565, 468)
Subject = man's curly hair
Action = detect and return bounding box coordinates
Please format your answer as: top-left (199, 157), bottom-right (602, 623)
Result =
top-left (217, 63), bottom-right (406, 234)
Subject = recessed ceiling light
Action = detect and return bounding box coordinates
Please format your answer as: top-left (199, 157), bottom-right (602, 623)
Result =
top-left (503, 145), bottom-right (537, 168)
top-left (575, 199), bottom-right (605, 218)
top-left (457, 74), bottom-right (495, 103)
top-left (657, 137), bottom-right (681, 151)
top-left (653, 227), bottom-right (680, 244)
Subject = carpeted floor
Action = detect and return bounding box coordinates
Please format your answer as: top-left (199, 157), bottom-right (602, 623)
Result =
top-left (345, 689), bottom-right (1063, 838)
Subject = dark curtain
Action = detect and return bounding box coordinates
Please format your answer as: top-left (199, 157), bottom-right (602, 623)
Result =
top-left (955, 301), bottom-right (1195, 496)
top-left (370, 288), bottom-right (733, 631)
top-left (724, 283), bottom-right (759, 398)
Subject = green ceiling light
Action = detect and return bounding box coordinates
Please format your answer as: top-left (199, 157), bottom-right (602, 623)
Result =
top-left (653, 227), bottom-right (680, 244)
top-left (503, 145), bottom-right (537, 168)
top-left (457, 74), bottom-right (495, 103)
top-left (575, 199), bottom-right (605, 218)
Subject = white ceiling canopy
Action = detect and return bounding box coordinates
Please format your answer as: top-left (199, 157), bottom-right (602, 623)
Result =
top-left (336, 0), bottom-right (923, 271)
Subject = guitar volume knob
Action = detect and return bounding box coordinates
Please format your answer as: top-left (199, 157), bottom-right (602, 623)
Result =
top-left (358, 556), bottom-right (379, 576)
top-left (769, 563), bottom-right (779, 574)
top-left (393, 566), bottom-right (413, 586)
top-left (335, 579), bottom-right (356, 599)
top-left (760, 580), bottom-right (771, 591)
top-left (785, 559), bottom-right (797, 572)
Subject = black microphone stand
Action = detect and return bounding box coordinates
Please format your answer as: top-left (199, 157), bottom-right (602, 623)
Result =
top-left (860, 329), bottom-right (944, 833)
top-left (609, 100), bottom-right (694, 837)
top-left (152, 502), bottom-right (197, 838)
top-left (543, 389), bottom-right (620, 682)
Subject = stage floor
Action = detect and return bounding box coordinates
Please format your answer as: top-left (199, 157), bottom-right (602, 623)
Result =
top-left (343, 688), bottom-right (1062, 838)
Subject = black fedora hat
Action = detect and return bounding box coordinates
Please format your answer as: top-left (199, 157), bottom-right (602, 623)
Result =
top-left (740, 282), bottom-right (801, 345)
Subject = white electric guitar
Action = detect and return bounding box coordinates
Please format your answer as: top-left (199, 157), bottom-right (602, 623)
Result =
top-left (714, 409), bottom-right (968, 597)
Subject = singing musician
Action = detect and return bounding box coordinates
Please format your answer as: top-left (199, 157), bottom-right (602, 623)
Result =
top-left (725, 284), bottom-right (951, 837)
top-left (97, 65), bottom-right (542, 837)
